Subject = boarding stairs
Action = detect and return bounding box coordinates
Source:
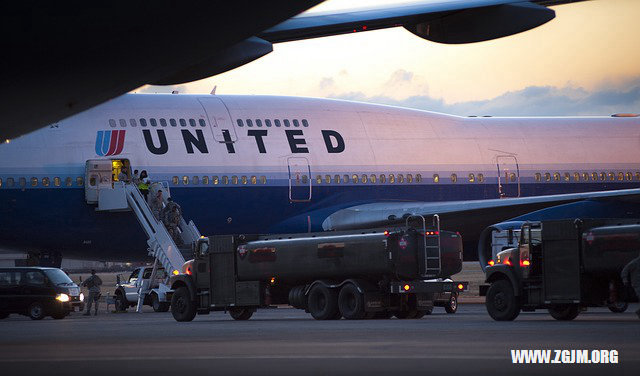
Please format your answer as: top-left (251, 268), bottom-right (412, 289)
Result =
top-left (406, 214), bottom-right (442, 278)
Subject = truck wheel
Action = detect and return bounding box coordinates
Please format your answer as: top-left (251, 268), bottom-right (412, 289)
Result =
top-left (229, 307), bottom-right (255, 320)
top-left (373, 311), bottom-right (392, 319)
top-left (28, 302), bottom-right (46, 320)
top-left (485, 280), bottom-right (520, 321)
top-left (151, 294), bottom-right (170, 312)
top-left (608, 302), bottom-right (629, 313)
top-left (548, 305), bottom-right (580, 321)
top-left (171, 287), bottom-right (196, 322)
top-left (394, 310), bottom-right (417, 319)
top-left (338, 284), bottom-right (366, 320)
top-left (445, 293), bottom-right (458, 314)
top-left (307, 284), bottom-right (339, 320)
top-left (114, 293), bottom-right (128, 312)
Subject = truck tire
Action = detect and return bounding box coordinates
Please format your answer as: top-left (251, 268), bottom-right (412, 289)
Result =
top-left (151, 293), bottom-right (170, 313)
top-left (445, 293), bottom-right (458, 314)
top-left (608, 302), bottom-right (629, 313)
top-left (394, 310), bottom-right (418, 319)
top-left (171, 287), bottom-right (197, 322)
top-left (373, 311), bottom-right (392, 319)
top-left (114, 292), bottom-right (128, 312)
top-left (548, 305), bottom-right (580, 321)
top-left (338, 284), bottom-right (366, 320)
top-left (28, 302), bottom-right (46, 320)
top-left (229, 307), bottom-right (255, 320)
top-left (486, 279), bottom-right (520, 321)
top-left (307, 284), bottom-right (339, 320)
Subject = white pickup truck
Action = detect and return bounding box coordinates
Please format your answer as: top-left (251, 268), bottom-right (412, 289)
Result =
top-left (113, 267), bottom-right (171, 312)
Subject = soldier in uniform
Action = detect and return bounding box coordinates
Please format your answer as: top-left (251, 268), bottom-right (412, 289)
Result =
top-left (621, 253), bottom-right (640, 319)
top-left (162, 197), bottom-right (182, 245)
top-left (150, 189), bottom-right (164, 220)
top-left (81, 269), bottom-right (102, 316)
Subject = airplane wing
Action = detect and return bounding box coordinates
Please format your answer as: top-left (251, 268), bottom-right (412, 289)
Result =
top-left (262, 0), bottom-right (589, 44)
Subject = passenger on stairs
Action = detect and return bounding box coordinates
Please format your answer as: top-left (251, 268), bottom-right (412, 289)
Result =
top-left (132, 169), bottom-right (140, 185)
top-left (150, 189), bottom-right (165, 220)
top-left (138, 170), bottom-right (150, 201)
top-left (117, 166), bottom-right (130, 183)
top-left (161, 197), bottom-right (183, 245)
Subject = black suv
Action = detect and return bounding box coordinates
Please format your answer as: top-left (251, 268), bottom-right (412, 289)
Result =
top-left (0, 267), bottom-right (84, 320)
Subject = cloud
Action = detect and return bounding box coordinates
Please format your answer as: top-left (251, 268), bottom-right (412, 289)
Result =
top-left (319, 77), bottom-right (335, 90)
top-left (330, 79), bottom-right (640, 116)
top-left (386, 69), bottom-right (414, 85)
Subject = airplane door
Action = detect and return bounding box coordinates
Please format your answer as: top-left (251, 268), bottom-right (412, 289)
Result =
top-left (496, 155), bottom-right (520, 198)
top-left (287, 157), bottom-right (312, 202)
top-left (85, 159), bottom-right (113, 204)
top-left (198, 97), bottom-right (238, 143)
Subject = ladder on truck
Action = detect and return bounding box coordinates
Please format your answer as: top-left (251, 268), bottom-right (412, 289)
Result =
top-left (91, 180), bottom-right (201, 311)
top-left (406, 214), bottom-right (441, 278)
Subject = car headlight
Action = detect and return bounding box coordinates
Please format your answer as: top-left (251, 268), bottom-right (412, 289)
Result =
top-left (79, 293), bottom-right (84, 302)
top-left (56, 293), bottom-right (70, 302)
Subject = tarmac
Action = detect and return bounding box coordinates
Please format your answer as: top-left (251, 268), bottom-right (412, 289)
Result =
top-left (1, 304), bottom-right (638, 376)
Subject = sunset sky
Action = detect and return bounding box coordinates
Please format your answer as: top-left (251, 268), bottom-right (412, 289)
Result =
top-left (139, 0), bottom-right (640, 116)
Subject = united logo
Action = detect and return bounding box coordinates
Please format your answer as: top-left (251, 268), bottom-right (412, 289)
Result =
top-left (95, 130), bottom-right (126, 156)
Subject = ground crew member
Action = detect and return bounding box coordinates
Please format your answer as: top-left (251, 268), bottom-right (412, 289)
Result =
top-left (621, 253), bottom-right (640, 319)
top-left (81, 269), bottom-right (102, 316)
top-left (138, 170), bottom-right (150, 201)
top-left (150, 189), bottom-right (164, 220)
top-left (161, 197), bottom-right (182, 245)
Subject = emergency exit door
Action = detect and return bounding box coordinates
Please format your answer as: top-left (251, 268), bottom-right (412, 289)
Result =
top-left (496, 155), bottom-right (520, 198)
top-left (287, 157), bottom-right (312, 202)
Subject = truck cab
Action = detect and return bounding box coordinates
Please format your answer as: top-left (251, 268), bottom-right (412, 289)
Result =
top-left (114, 266), bottom-right (170, 312)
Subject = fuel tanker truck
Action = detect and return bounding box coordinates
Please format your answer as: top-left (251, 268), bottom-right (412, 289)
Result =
top-left (480, 218), bottom-right (640, 321)
top-left (167, 216), bottom-right (468, 321)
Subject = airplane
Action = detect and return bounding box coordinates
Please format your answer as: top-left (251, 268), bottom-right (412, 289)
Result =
top-left (2, 0), bottom-right (586, 140)
top-left (1, 93), bottom-right (639, 266)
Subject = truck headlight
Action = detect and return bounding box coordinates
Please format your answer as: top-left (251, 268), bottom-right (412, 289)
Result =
top-left (79, 293), bottom-right (85, 302)
top-left (56, 293), bottom-right (70, 302)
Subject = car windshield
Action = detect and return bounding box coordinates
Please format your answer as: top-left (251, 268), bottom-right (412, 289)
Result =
top-left (43, 269), bottom-right (74, 285)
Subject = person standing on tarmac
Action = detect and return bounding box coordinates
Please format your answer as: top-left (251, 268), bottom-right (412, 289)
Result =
top-left (150, 189), bottom-right (164, 220)
top-left (138, 170), bottom-right (150, 201)
top-left (161, 197), bottom-right (182, 245)
top-left (621, 253), bottom-right (640, 319)
top-left (81, 269), bottom-right (102, 316)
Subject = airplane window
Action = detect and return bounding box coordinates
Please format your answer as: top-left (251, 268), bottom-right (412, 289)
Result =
top-left (284, 119), bottom-right (290, 127)
top-left (416, 174), bottom-right (422, 183)
top-left (591, 172), bottom-right (597, 181)
top-left (251, 176), bottom-right (257, 185)
top-left (172, 176), bottom-right (178, 185)
top-left (301, 175), bottom-right (308, 184)
top-left (553, 173), bottom-right (560, 182)
top-left (389, 174), bottom-right (395, 184)
top-left (582, 173), bottom-right (589, 181)
top-left (380, 174), bottom-right (386, 183)
top-left (478, 173), bottom-right (484, 183)
top-left (180, 119), bottom-right (187, 127)
top-left (202, 176), bottom-right (209, 185)
top-left (535, 173), bottom-right (541, 182)
top-left (544, 173), bottom-right (551, 182)
top-left (7, 178), bottom-right (14, 187)
top-left (119, 119), bottom-right (127, 127)
top-left (0, 178), bottom-right (2, 188)
top-left (433, 174), bottom-right (439, 183)
top-left (30, 177), bottom-right (38, 186)
top-left (468, 173), bottom-right (475, 183)
top-left (140, 118), bottom-right (147, 127)
top-left (222, 176), bottom-right (229, 185)
top-left (255, 119), bottom-right (262, 127)
top-left (265, 119), bottom-right (272, 127)
top-left (182, 176), bottom-right (189, 185)
top-left (160, 118), bottom-right (167, 127)
top-left (212, 176), bottom-right (219, 185)
top-left (334, 175), bottom-right (340, 184)
top-left (293, 119), bottom-right (300, 127)
top-left (618, 172), bottom-right (624, 181)
top-left (450, 174), bottom-right (457, 183)
top-left (260, 176), bottom-right (266, 184)
top-left (42, 177), bottom-right (50, 187)
top-left (274, 119), bottom-right (281, 127)
top-left (232, 176), bottom-right (238, 185)
top-left (199, 119), bottom-right (206, 127)
top-left (573, 172), bottom-right (580, 181)
top-left (599, 172), bottom-right (606, 181)
top-left (65, 177), bottom-right (72, 186)
top-left (343, 175), bottom-right (349, 183)
top-left (407, 174), bottom-right (413, 183)
top-left (370, 174), bottom-right (377, 183)
top-left (53, 177), bottom-right (60, 187)
top-left (170, 119), bottom-right (177, 127)
top-left (241, 176), bottom-right (248, 185)
top-left (189, 119), bottom-right (196, 127)
top-left (237, 119), bottom-right (244, 127)
top-left (302, 119), bottom-right (309, 127)
top-left (76, 177), bottom-right (84, 186)
top-left (192, 176), bottom-right (199, 185)
top-left (246, 119), bottom-right (253, 127)
top-left (130, 119), bottom-right (137, 127)
top-left (352, 174), bottom-right (358, 183)
top-left (608, 172), bottom-right (615, 181)
top-left (626, 172), bottom-right (633, 181)
top-left (509, 173), bottom-right (517, 182)
top-left (563, 173), bottom-right (570, 182)
top-left (397, 174), bottom-right (404, 183)
top-left (325, 175), bottom-right (331, 184)
top-left (316, 175), bottom-right (322, 184)
top-left (361, 174), bottom-right (368, 184)
top-left (109, 119), bottom-right (116, 128)
top-left (150, 118), bottom-right (157, 127)
top-left (636, 172), bottom-right (640, 181)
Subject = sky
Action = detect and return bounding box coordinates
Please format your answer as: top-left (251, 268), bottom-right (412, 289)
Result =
top-left (138, 0), bottom-right (640, 116)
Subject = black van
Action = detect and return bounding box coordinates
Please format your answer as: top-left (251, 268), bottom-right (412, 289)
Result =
top-left (0, 267), bottom-right (84, 320)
